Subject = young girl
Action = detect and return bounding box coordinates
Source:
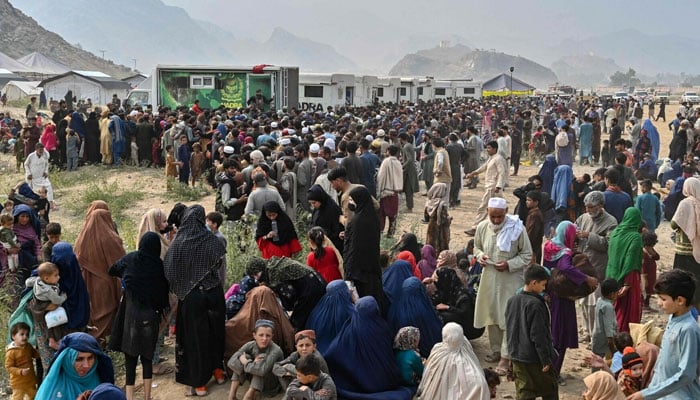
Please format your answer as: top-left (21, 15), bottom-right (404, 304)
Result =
top-left (305, 227), bottom-right (342, 283)
top-left (255, 201), bottom-right (302, 259)
top-left (617, 347), bottom-right (644, 396)
top-left (177, 135), bottom-right (191, 185)
top-left (272, 330), bottom-right (329, 391)
top-left (641, 231), bottom-right (659, 309)
top-left (393, 326), bottom-right (424, 387)
top-left (228, 319), bottom-right (285, 399)
top-left (164, 144), bottom-right (177, 188)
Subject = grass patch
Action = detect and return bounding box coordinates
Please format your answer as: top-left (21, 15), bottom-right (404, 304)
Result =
top-left (164, 178), bottom-right (211, 202)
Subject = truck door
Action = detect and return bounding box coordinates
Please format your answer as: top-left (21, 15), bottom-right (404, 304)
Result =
top-left (346, 87), bottom-right (354, 105)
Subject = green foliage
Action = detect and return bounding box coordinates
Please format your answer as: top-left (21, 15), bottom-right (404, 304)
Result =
top-left (164, 178), bottom-right (211, 201)
top-left (609, 68), bottom-right (642, 87)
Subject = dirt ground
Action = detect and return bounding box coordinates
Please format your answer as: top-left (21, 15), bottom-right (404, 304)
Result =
top-left (0, 104), bottom-right (680, 399)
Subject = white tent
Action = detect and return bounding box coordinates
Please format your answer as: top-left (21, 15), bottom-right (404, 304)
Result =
top-left (16, 52), bottom-right (70, 75)
top-left (39, 71), bottom-right (131, 105)
top-left (0, 51), bottom-right (32, 73)
top-left (1, 80), bottom-right (42, 100)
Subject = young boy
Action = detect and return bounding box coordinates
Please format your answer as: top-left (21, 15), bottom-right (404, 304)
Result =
top-left (635, 180), bottom-right (662, 234)
top-left (0, 214), bottom-right (20, 271)
top-left (164, 144), bottom-right (177, 188)
top-left (1, 199), bottom-right (14, 217)
top-left (129, 136), bottom-right (139, 167)
top-left (610, 332), bottom-right (634, 378)
top-left (206, 211), bottom-right (227, 284)
top-left (286, 354), bottom-right (337, 400)
top-left (41, 222), bottom-right (61, 263)
top-left (190, 142), bottom-right (205, 186)
top-left (591, 278), bottom-right (620, 364)
top-left (629, 269), bottom-right (700, 399)
top-left (601, 139), bottom-right (610, 167)
top-left (273, 330), bottom-right (329, 391)
top-left (66, 128), bottom-right (80, 171)
top-left (505, 265), bottom-right (558, 400)
top-left (25, 262), bottom-right (67, 350)
top-left (483, 368), bottom-right (501, 399)
top-left (228, 319), bottom-right (285, 400)
top-left (5, 322), bottom-right (40, 400)
top-left (524, 191), bottom-right (545, 264)
top-left (618, 347), bottom-right (644, 396)
top-left (225, 258), bottom-right (265, 319)
top-left (35, 186), bottom-right (50, 240)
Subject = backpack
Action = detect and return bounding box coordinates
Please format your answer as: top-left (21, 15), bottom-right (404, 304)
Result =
top-left (555, 131), bottom-right (569, 147)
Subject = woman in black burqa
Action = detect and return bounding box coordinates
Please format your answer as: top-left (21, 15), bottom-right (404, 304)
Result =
top-left (164, 205), bottom-right (227, 396)
top-left (109, 232), bottom-right (170, 400)
top-left (343, 186), bottom-right (388, 313)
top-left (308, 184), bottom-right (344, 252)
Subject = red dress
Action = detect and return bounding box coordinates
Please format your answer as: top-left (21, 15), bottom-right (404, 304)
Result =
top-left (256, 237), bottom-right (302, 259)
top-left (614, 270), bottom-right (642, 333)
top-left (306, 247), bottom-right (342, 283)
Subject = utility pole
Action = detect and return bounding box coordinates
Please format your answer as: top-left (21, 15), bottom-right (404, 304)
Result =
top-left (509, 66), bottom-right (515, 97)
top-left (131, 58), bottom-right (137, 71)
top-left (99, 50), bottom-right (106, 60)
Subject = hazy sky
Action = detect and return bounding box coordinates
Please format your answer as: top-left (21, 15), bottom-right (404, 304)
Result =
top-left (163, 0), bottom-right (685, 69)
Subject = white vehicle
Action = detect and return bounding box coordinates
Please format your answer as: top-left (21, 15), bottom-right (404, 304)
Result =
top-left (612, 91), bottom-right (629, 101)
top-left (633, 90), bottom-right (648, 102)
top-left (681, 91), bottom-right (700, 104)
top-left (298, 73), bottom-right (354, 112)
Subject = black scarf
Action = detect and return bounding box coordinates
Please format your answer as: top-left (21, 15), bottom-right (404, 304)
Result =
top-left (164, 205), bottom-right (226, 300)
top-left (113, 232), bottom-right (170, 316)
top-left (255, 201), bottom-right (298, 245)
top-left (343, 186), bottom-right (381, 280)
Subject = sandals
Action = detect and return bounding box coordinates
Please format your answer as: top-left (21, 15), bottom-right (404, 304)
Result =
top-left (185, 386), bottom-right (208, 397)
top-left (493, 366), bottom-right (508, 376)
top-left (484, 352), bottom-right (501, 363)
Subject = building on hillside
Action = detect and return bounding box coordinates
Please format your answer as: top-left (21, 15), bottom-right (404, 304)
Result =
top-left (39, 70), bottom-right (132, 106)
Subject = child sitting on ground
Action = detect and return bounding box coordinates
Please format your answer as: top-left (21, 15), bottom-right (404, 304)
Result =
top-left (0, 214), bottom-right (20, 271)
top-left (483, 368), bottom-right (501, 399)
top-left (591, 279), bottom-right (619, 366)
top-left (610, 331), bottom-right (634, 378)
top-left (392, 326), bottom-right (424, 387)
top-left (306, 227), bottom-right (342, 284)
top-left (225, 258), bottom-right (266, 319)
top-left (286, 354), bottom-right (337, 400)
top-left (273, 330), bottom-right (329, 391)
top-left (25, 262), bottom-right (67, 350)
top-left (41, 222), bottom-right (61, 263)
top-left (5, 322), bottom-right (40, 400)
top-left (228, 319), bottom-right (285, 400)
top-left (617, 347), bottom-right (644, 396)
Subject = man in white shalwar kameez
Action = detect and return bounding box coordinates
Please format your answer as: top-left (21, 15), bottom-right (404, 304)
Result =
top-left (24, 142), bottom-right (55, 205)
top-left (473, 197), bottom-right (532, 375)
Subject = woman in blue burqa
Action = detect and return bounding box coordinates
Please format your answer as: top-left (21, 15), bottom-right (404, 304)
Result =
top-left (325, 296), bottom-right (415, 400)
top-left (537, 154), bottom-right (558, 196)
top-left (387, 277), bottom-right (442, 357)
top-left (35, 332), bottom-right (114, 399)
top-left (551, 164), bottom-right (574, 223)
top-left (382, 259), bottom-right (414, 305)
top-left (306, 279), bottom-right (355, 355)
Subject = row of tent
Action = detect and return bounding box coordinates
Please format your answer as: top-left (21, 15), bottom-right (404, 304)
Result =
top-left (0, 50), bottom-right (71, 101)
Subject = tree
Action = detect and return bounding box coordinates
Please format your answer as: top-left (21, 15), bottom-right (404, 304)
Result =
top-left (609, 68), bottom-right (641, 87)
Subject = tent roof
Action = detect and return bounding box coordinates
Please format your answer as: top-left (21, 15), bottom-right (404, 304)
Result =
top-left (16, 52), bottom-right (70, 75)
top-left (482, 73), bottom-right (535, 92)
top-left (0, 51), bottom-right (33, 73)
top-left (39, 71), bottom-right (132, 91)
top-left (2, 80), bottom-right (42, 94)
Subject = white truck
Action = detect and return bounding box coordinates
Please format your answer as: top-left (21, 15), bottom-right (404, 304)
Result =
top-left (125, 64), bottom-right (299, 111)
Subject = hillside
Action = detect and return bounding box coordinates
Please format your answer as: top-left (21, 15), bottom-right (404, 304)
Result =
top-left (0, 0), bottom-right (132, 78)
top-left (551, 54), bottom-right (622, 87)
top-left (10, 0), bottom-right (358, 74)
top-left (389, 46), bottom-right (558, 88)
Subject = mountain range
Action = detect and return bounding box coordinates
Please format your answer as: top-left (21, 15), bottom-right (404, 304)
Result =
top-left (389, 47), bottom-right (559, 88)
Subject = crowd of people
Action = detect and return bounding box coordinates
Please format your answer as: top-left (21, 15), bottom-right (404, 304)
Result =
top-left (1, 93), bottom-right (700, 399)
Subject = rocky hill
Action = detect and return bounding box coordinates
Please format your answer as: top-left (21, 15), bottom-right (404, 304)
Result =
top-left (10, 0), bottom-right (357, 74)
top-left (389, 46), bottom-right (558, 88)
top-left (0, 0), bottom-right (132, 78)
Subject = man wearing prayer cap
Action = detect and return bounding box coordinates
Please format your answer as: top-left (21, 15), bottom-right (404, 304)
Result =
top-left (473, 196), bottom-right (532, 376)
top-left (574, 190), bottom-right (618, 342)
top-left (465, 140), bottom-right (508, 236)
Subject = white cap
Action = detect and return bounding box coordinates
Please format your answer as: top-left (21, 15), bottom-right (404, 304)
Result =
top-left (487, 197), bottom-right (507, 209)
top-left (302, 127), bottom-right (310, 134)
top-left (271, 122), bottom-right (278, 128)
top-left (309, 143), bottom-right (321, 153)
top-left (223, 146), bottom-right (234, 155)
top-left (376, 129), bottom-right (386, 137)
top-left (280, 138), bottom-right (291, 146)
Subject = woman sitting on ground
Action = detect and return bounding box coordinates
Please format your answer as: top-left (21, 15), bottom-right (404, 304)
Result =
top-left (255, 201), bottom-right (302, 259)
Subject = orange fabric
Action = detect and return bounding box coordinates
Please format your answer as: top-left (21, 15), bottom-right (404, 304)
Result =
top-left (74, 208), bottom-right (125, 340)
